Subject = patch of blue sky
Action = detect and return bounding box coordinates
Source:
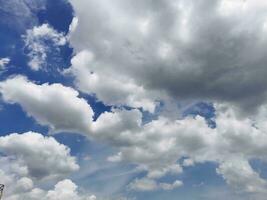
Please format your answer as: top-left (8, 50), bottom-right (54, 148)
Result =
top-left (78, 161), bottom-right (139, 198)
top-left (183, 102), bottom-right (216, 128)
top-left (142, 101), bottom-right (216, 128)
top-left (180, 162), bottom-right (222, 187)
top-left (0, 0), bottom-right (73, 137)
top-left (250, 159), bottom-right (267, 180)
top-left (141, 101), bottom-right (164, 124)
top-left (0, 0), bottom-right (73, 83)
top-left (79, 93), bottom-right (112, 121)
top-left (121, 158), bottom-right (225, 200)
top-left (37, 0), bottom-right (74, 33)
top-left (0, 103), bottom-right (48, 136)
top-left (68, 138), bottom-right (139, 197)
top-left (33, 0), bottom-right (74, 75)
top-left (131, 184), bottom-right (243, 200)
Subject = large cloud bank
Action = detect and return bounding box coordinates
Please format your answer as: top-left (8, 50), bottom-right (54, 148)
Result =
top-left (68, 0), bottom-right (267, 113)
top-left (2, 0), bottom-right (267, 199)
top-left (2, 76), bottom-right (267, 198)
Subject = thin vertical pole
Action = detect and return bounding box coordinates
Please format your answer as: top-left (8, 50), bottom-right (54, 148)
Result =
top-left (0, 184), bottom-right (4, 200)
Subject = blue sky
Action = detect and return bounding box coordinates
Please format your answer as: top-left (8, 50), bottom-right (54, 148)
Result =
top-left (1, 0), bottom-right (267, 200)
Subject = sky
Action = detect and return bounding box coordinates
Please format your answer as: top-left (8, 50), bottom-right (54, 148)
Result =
top-left (1, 0), bottom-right (267, 199)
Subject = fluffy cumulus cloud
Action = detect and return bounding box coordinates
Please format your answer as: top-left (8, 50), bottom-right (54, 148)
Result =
top-left (1, 177), bottom-right (96, 200)
top-left (0, 132), bottom-right (79, 180)
top-left (23, 23), bottom-right (67, 71)
top-left (91, 106), bottom-right (267, 195)
top-left (0, 57), bottom-right (10, 70)
top-left (0, 132), bottom-right (95, 200)
top-left (65, 50), bottom-right (158, 112)
top-left (0, 76), bottom-right (94, 135)
top-left (217, 158), bottom-right (267, 194)
top-left (44, 179), bottom-right (96, 200)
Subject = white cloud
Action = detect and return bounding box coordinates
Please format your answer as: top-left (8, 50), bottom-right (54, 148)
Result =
top-left (45, 179), bottom-right (95, 200)
top-left (129, 178), bottom-right (158, 191)
top-left (0, 76), bottom-right (94, 135)
top-left (0, 132), bottom-right (99, 200)
top-left (68, 16), bottom-right (79, 37)
top-left (23, 24), bottom-right (67, 71)
top-left (0, 57), bottom-right (10, 69)
top-left (66, 50), bottom-right (159, 112)
top-left (0, 132), bottom-right (96, 200)
top-left (159, 180), bottom-right (183, 191)
top-left (217, 157), bottom-right (267, 194)
top-left (2, 178), bottom-right (96, 200)
top-left (0, 132), bottom-right (79, 180)
top-left (182, 158), bottom-right (194, 167)
top-left (129, 178), bottom-right (182, 191)
top-left (147, 164), bottom-right (183, 179)
top-left (90, 105), bottom-right (267, 195)
top-left (107, 152), bottom-right (122, 162)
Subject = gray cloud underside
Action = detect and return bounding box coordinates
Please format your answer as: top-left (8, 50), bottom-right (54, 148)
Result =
top-left (69, 0), bottom-right (267, 113)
